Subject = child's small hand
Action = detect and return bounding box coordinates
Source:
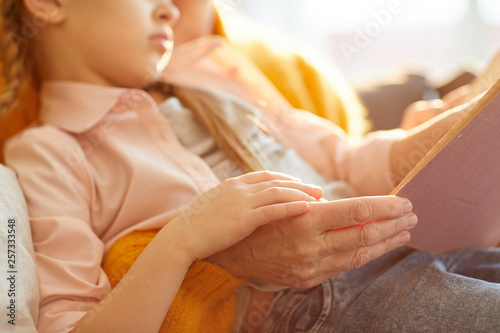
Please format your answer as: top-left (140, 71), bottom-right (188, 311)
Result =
top-left (172, 171), bottom-right (323, 262)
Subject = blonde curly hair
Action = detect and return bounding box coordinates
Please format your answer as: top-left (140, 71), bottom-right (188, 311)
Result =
top-left (0, 0), bottom-right (40, 161)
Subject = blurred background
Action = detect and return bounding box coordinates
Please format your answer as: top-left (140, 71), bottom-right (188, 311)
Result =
top-left (215, 0), bottom-right (500, 129)
top-left (218, 0), bottom-right (499, 81)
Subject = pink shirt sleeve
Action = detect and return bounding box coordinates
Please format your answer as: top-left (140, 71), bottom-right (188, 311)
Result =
top-left (5, 126), bottom-right (110, 333)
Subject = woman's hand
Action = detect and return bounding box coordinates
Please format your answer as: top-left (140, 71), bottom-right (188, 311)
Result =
top-left (207, 195), bottom-right (416, 288)
top-left (400, 99), bottom-right (446, 130)
top-left (171, 171), bottom-right (323, 263)
top-left (400, 85), bottom-right (472, 130)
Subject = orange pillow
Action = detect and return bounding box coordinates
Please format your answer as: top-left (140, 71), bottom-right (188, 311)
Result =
top-left (0, 61), bottom-right (38, 162)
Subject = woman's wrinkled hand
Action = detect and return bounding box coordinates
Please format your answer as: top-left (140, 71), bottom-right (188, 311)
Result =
top-left (208, 195), bottom-right (417, 289)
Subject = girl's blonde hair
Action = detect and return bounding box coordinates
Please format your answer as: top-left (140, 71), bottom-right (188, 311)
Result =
top-left (0, 0), bottom-right (39, 159)
top-left (0, 2), bottom-right (263, 172)
top-left (172, 86), bottom-right (265, 173)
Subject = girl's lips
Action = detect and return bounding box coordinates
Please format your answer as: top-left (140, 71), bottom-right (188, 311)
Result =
top-left (149, 34), bottom-right (173, 53)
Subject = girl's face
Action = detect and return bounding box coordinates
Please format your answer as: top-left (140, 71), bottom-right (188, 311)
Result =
top-left (56, 0), bottom-right (179, 88)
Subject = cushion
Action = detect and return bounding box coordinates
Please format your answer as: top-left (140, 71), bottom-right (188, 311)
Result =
top-left (0, 165), bottom-right (38, 332)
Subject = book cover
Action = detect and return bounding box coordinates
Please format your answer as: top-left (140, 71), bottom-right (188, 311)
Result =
top-left (392, 79), bottom-right (500, 254)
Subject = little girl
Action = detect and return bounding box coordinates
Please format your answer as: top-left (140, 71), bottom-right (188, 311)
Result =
top-left (3, 1), bottom-right (500, 333)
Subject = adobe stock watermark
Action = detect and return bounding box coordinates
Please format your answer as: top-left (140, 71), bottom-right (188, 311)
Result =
top-left (340, 0), bottom-right (417, 63)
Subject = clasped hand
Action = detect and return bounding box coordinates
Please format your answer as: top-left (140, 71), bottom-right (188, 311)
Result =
top-left (211, 196), bottom-right (416, 288)
top-left (176, 171), bottom-right (416, 289)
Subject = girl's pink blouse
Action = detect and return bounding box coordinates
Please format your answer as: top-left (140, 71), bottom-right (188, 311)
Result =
top-left (4, 36), bottom-right (405, 333)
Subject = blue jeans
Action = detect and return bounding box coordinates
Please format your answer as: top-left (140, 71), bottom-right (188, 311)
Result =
top-left (260, 246), bottom-right (500, 332)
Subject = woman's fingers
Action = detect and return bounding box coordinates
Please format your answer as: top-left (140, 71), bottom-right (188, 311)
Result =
top-left (321, 213), bottom-right (417, 254)
top-left (251, 201), bottom-right (311, 225)
top-left (310, 196), bottom-right (412, 231)
top-left (275, 212), bottom-right (416, 288)
top-left (400, 99), bottom-right (445, 130)
top-left (324, 230), bottom-right (411, 277)
top-left (278, 230), bottom-right (413, 289)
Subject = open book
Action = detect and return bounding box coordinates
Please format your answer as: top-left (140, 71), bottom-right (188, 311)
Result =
top-left (392, 79), bottom-right (500, 254)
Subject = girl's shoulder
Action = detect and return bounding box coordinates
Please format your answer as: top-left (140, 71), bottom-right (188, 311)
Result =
top-left (6, 122), bottom-right (79, 150)
top-left (4, 123), bottom-right (86, 170)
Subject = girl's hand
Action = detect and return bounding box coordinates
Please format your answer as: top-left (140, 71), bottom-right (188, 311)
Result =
top-left (170, 171), bottom-right (324, 262)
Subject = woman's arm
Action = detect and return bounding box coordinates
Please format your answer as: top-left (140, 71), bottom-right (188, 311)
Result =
top-left (398, 50), bottom-right (500, 131)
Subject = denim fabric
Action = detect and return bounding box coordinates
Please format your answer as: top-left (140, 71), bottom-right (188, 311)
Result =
top-left (261, 246), bottom-right (500, 332)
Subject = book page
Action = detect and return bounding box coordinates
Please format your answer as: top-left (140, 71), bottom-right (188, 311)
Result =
top-left (393, 79), bottom-right (500, 254)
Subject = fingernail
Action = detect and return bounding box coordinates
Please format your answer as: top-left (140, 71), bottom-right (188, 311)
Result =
top-left (307, 195), bottom-right (318, 202)
top-left (399, 231), bottom-right (411, 245)
top-left (305, 183), bottom-right (322, 189)
top-left (402, 199), bottom-right (413, 214)
top-left (406, 213), bottom-right (418, 229)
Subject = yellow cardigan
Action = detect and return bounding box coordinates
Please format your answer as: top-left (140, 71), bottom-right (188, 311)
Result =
top-left (103, 230), bottom-right (246, 333)
top-left (213, 12), bottom-right (369, 137)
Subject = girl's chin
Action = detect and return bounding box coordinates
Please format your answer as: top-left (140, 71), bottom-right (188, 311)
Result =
top-left (156, 52), bottom-right (172, 73)
top-left (139, 63), bottom-right (166, 88)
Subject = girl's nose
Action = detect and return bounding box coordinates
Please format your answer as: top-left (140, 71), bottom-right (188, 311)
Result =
top-left (154, 2), bottom-right (180, 25)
